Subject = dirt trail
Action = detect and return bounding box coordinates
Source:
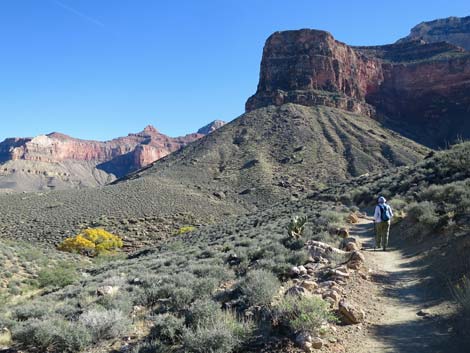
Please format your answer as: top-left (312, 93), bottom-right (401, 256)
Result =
top-left (348, 217), bottom-right (454, 353)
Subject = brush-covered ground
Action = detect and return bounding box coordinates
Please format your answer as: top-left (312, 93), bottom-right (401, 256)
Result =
top-left (0, 104), bottom-right (427, 248)
top-left (1, 142), bottom-right (469, 353)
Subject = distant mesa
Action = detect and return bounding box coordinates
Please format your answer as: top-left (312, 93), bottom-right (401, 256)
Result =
top-left (397, 15), bottom-right (470, 51)
top-left (0, 121), bottom-right (224, 192)
top-left (246, 17), bottom-right (470, 147)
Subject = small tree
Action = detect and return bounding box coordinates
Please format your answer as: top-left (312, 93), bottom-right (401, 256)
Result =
top-left (58, 228), bottom-right (123, 257)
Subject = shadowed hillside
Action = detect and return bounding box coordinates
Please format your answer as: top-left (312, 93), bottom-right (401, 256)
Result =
top-left (121, 104), bottom-right (428, 206)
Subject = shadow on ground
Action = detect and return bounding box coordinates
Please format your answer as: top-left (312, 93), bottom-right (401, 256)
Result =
top-left (353, 219), bottom-right (468, 353)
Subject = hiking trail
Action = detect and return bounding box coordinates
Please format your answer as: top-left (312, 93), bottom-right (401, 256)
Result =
top-left (346, 216), bottom-right (454, 353)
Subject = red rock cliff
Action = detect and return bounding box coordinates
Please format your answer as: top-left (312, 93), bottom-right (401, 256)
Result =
top-left (0, 122), bottom-right (225, 178)
top-left (246, 28), bottom-right (470, 146)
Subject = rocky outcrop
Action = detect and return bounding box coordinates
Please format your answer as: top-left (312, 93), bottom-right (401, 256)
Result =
top-left (0, 122), bottom-right (225, 191)
top-left (197, 120), bottom-right (226, 134)
top-left (246, 26), bottom-right (470, 147)
top-left (397, 16), bottom-right (470, 51)
top-left (246, 29), bottom-right (382, 117)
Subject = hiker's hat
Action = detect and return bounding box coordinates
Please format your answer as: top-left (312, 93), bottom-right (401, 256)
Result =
top-left (378, 196), bottom-right (386, 204)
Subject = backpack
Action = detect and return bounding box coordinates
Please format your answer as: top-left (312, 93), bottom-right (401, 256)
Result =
top-left (378, 204), bottom-right (391, 222)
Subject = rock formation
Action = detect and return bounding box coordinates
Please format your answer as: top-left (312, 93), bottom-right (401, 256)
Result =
top-left (197, 120), bottom-right (226, 134)
top-left (0, 121), bottom-right (225, 192)
top-left (246, 24), bottom-right (470, 147)
top-left (397, 16), bottom-right (470, 50)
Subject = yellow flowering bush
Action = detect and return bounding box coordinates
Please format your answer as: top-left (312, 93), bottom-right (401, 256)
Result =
top-left (175, 226), bottom-right (196, 235)
top-left (58, 228), bottom-right (123, 256)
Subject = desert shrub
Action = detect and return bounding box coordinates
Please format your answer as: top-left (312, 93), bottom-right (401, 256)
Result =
top-left (58, 228), bottom-right (123, 257)
top-left (186, 298), bottom-right (221, 327)
top-left (37, 263), bottom-right (78, 289)
top-left (182, 310), bottom-right (253, 353)
top-left (169, 286), bottom-right (195, 311)
top-left (238, 269), bottom-right (280, 307)
top-left (12, 302), bottom-right (51, 321)
top-left (406, 201), bottom-right (440, 231)
top-left (175, 226), bottom-right (196, 235)
top-left (132, 339), bottom-right (169, 353)
top-left (79, 308), bottom-right (131, 343)
top-left (318, 210), bottom-right (345, 228)
top-left (190, 264), bottom-right (232, 282)
top-left (12, 317), bottom-right (91, 352)
top-left (282, 237), bottom-right (305, 250)
top-left (149, 313), bottom-right (185, 344)
top-left (451, 275), bottom-right (470, 314)
top-left (274, 295), bottom-right (335, 333)
top-left (95, 292), bottom-right (133, 314)
top-left (192, 277), bottom-right (219, 298)
top-left (389, 197), bottom-right (408, 212)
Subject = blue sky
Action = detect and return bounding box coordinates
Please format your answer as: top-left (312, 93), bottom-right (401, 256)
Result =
top-left (0, 0), bottom-right (468, 141)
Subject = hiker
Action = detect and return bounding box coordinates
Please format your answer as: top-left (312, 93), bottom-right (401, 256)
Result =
top-left (374, 196), bottom-right (393, 251)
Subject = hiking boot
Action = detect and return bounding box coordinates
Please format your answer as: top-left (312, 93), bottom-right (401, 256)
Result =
top-left (383, 247), bottom-right (387, 252)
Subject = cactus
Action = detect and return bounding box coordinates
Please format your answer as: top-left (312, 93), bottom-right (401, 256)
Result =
top-left (287, 216), bottom-right (308, 239)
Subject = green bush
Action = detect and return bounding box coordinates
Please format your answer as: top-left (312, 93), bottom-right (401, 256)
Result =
top-left (238, 269), bottom-right (280, 307)
top-left (406, 201), bottom-right (439, 228)
top-left (149, 313), bottom-right (185, 344)
top-left (37, 263), bottom-right (78, 289)
top-left (12, 302), bottom-right (51, 321)
top-left (182, 311), bottom-right (253, 353)
top-left (12, 317), bottom-right (91, 352)
top-left (132, 339), bottom-right (168, 353)
top-left (79, 309), bottom-right (131, 343)
top-left (274, 295), bottom-right (335, 333)
top-left (186, 298), bottom-right (221, 327)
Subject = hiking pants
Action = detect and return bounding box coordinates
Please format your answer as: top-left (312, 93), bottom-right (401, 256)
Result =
top-left (375, 220), bottom-right (391, 249)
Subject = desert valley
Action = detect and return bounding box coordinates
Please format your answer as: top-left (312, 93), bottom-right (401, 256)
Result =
top-left (0, 12), bottom-right (470, 353)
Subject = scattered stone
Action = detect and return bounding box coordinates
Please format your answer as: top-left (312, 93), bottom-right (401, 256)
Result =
top-left (347, 213), bottom-right (359, 224)
top-left (337, 227), bottom-right (350, 238)
top-left (347, 251), bottom-right (365, 270)
top-left (339, 299), bottom-right (365, 324)
top-left (339, 237), bottom-right (362, 251)
top-left (417, 309), bottom-right (431, 317)
top-left (298, 265), bottom-right (308, 275)
top-left (295, 331), bottom-right (323, 351)
top-left (96, 285), bottom-right (118, 297)
top-left (300, 280), bottom-right (318, 291)
top-left (286, 285), bottom-right (311, 297)
top-left (290, 266), bottom-right (301, 277)
top-left (213, 191), bottom-right (226, 199)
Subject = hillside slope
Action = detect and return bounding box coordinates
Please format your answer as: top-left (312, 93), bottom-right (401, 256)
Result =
top-left (1, 142), bottom-right (468, 353)
top-left (122, 104), bottom-right (428, 206)
top-left (0, 104), bottom-right (427, 246)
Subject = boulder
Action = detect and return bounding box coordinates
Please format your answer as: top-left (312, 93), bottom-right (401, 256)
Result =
top-left (347, 251), bottom-right (365, 270)
top-left (339, 299), bottom-right (365, 324)
top-left (295, 331), bottom-right (323, 351)
top-left (337, 227), bottom-right (350, 238)
top-left (96, 285), bottom-right (118, 297)
top-left (300, 280), bottom-right (318, 292)
top-left (347, 213), bottom-right (359, 224)
top-left (285, 285), bottom-right (311, 297)
top-left (339, 237), bottom-right (362, 251)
